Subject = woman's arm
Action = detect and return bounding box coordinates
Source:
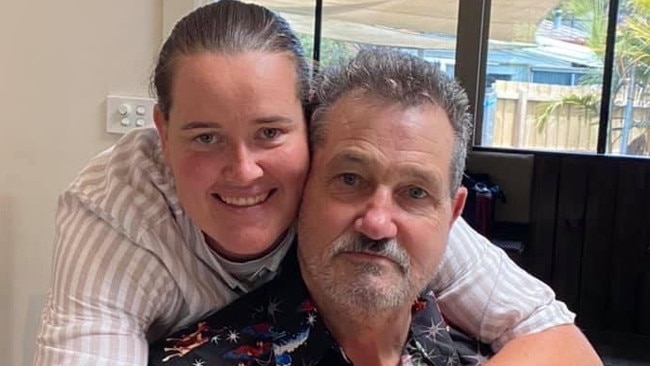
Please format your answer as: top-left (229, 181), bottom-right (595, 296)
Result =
top-left (433, 218), bottom-right (600, 363)
top-left (485, 324), bottom-right (602, 365)
top-left (34, 193), bottom-right (176, 366)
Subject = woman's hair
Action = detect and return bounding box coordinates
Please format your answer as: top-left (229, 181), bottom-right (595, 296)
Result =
top-left (151, 0), bottom-right (310, 120)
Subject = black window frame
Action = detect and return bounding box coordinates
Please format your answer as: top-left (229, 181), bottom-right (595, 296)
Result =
top-left (307, 0), bottom-right (640, 158)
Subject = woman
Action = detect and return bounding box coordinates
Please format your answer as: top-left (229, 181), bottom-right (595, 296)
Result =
top-left (34, 1), bottom-right (579, 365)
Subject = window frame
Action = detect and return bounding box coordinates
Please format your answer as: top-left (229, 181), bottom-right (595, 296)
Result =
top-left (165, 0), bottom-right (643, 158)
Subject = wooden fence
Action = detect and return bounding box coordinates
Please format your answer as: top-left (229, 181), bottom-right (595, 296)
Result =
top-left (486, 80), bottom-right (650, 156)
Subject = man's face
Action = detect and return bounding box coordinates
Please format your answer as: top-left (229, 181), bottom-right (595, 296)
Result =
top-left (297, 93), bottom-right (467, 311)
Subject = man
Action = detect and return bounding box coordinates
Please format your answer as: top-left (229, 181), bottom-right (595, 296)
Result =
top-left (295, 46), bottom-right (480, 366)
top-left (148, 49), bottom-right (601, 365)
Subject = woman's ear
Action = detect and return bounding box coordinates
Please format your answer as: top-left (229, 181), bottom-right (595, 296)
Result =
top-left (153, 105), bottom-right (168, 150)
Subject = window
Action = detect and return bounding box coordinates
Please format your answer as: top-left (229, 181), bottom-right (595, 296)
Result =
top-left (318, 1), bottom-right (459, 72)
top-left (478, 0), bottom-right (650, 157)
top-left (174, 0), bottom-right (650, 157)
top-left (605, 0), bottom-right (650, 156)
top-left (478, 2), bottom-right (604, 152)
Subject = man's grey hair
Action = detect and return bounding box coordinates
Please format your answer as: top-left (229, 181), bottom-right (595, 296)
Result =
top-left (310, 48), bottom-right (473, 194)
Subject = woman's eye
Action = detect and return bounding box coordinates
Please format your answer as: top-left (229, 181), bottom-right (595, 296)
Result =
top-left (340, 173), bottom-right (359, 186)
top-left (407, 187), bottom-right (428, 199)
top-left (195, 134), bottom-right (216, 144)
top-left (261, 128), bottom-right (281, 140)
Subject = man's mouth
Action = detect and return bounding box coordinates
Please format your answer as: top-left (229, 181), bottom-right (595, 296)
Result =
top-left (341, 251), bottom-right (408, 274)
top-left (214, 190), bottom-right (274, 207)
top-left (342, 250), bottom-right (393, 262)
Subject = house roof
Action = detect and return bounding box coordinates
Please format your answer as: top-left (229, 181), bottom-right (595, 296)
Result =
top-left (424, 47), bottom-right (598, 70)
top-left (536, 19), bottom-right (590, 45)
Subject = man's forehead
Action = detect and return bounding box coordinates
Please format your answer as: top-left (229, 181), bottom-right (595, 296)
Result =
top-left (329, 90), bottom-right (389, 114)
top-left (322, 96), bottom-right (444, 139)
top-left (315, 94), bottom-right (454, 174)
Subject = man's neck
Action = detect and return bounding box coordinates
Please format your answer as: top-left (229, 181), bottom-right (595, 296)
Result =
top-left (318, 301), bottom-right (412, 366)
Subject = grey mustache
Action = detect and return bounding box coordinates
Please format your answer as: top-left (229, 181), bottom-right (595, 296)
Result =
top-left (331, 234), bottom-right (410, 273)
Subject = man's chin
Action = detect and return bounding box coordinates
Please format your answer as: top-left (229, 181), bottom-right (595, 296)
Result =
top-left (331, 281), bottom-right (410, 310)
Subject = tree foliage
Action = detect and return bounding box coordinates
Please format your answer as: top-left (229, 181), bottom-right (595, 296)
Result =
top-left (537, 0), bottom-right (650, 153)
top-left (297, 34), bottom-right (356, 67)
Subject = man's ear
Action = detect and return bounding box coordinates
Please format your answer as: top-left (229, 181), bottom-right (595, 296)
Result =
top-left (450, 186), bottom-right (468, 227)
top-left (153, 104), bottom-right (168, 150)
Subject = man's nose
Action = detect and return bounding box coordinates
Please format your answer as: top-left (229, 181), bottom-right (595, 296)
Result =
top-left (354, 187), bottom-right (398, 240)
top-left (222, 145), bottom-right (264, 184)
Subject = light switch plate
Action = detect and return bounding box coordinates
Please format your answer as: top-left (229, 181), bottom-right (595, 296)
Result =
top-left (106, 95), bottom-right (156, 134)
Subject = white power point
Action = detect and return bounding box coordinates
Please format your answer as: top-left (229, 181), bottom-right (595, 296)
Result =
top-left (106, 95), bottom-right (156, 134)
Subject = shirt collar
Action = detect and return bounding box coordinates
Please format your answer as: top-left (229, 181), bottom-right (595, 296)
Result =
top-left (211, 224), bottom-right (296, 291)
top-left (148, 242), bottom-right (465, 366)
top-left (269, 248), bottom-right (461, 366)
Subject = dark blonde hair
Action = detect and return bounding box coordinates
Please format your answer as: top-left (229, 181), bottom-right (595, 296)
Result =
top-left (151, 0), bottom-right (310, 120)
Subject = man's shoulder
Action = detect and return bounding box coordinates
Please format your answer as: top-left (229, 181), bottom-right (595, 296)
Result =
top-left (409, 285), bottom-right (493, 365)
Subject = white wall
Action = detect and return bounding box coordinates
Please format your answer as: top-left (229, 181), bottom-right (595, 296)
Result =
top-left (0, 1), bottom-right (162, 364)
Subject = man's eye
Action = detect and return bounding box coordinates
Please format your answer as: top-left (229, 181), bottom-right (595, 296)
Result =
top-left (261, 128), bottom-right (281, 140)
top-left (195, 134), bottom-right (216, 144)
top-left (407, 187), bottom-right (428, 199)
top-left (340, 173), bottom-right (359, 186)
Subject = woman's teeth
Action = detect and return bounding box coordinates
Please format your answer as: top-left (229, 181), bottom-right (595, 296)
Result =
top-left (219, 193), bottom-right (268, 207)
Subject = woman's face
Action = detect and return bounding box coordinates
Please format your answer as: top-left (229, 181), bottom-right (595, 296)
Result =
top-left (154, 51), bottom-right (309, 259)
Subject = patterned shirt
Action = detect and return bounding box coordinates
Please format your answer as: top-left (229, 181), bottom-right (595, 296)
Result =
top-left (34, 128), bottom-right (575, 366)
top-left (148, 246), bottom-right (493, 366)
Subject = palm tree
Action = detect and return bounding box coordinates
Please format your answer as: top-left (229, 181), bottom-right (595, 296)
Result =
top-left (537, 0), bottom-right (650, 154)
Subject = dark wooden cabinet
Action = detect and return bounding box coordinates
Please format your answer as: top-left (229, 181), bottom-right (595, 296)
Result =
top-left (524, 153), bottom-right (650, 346)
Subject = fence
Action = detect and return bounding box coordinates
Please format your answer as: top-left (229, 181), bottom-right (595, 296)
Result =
top-left (485, 80), bottom-right (650, 156)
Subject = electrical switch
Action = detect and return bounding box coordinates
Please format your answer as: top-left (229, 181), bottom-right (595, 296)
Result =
top-left (106, 95), bottom-right (156, 134)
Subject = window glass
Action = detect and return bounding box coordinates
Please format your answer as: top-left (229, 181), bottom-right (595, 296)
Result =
top-left (235, 1), bottom-right (650, 157)
top-left (606, 0), bottom-right (650, 156)
top-left (480, 0), bottom-right (607, 153)
top-left (319, 1), bottom-right (459, 72)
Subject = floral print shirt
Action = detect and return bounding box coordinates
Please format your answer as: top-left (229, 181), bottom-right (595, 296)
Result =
top-left (148, 246), bottom-right (492, 366)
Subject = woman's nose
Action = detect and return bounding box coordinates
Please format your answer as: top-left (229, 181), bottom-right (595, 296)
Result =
top-left (222, 145), bottom-right (264, 184)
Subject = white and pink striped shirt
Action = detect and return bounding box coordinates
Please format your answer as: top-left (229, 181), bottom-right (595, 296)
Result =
top-left (34, 128), bottom-right (573, 365)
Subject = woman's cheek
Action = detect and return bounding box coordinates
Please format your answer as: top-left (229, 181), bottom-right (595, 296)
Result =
top-left (178, 153), bottom-right (221, 188)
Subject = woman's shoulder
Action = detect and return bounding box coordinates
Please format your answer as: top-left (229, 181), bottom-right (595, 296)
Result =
top-left (62, 128), bottom-right (181, 234)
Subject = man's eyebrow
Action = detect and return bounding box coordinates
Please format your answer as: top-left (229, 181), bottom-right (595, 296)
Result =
top-left (327, 150), bottom-right (370, 168)
top-left (401, 166), bottom-right (445, 192)
top-left (401, 166), bottom-right (438, 183)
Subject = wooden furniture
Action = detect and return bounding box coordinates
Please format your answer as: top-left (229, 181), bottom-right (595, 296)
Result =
top-left (525, 153), bottom-right (650, 355)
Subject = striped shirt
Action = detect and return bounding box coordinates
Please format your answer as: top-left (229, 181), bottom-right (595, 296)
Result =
top-left (33, 127), bottom-right (574, 366)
